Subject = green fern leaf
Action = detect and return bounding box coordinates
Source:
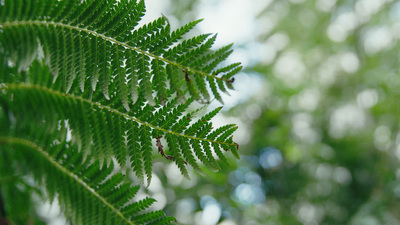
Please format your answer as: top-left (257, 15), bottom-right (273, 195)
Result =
top-left (0, 136), bottom-right (173, 225)
top-left (127, 50), bottom-right (140, 103)
top-left (1, 0), bottom-right (240, 105)
top-left (0, 60), bottom-right (239, 179)
top-left (151, 59), bottom-right (168, 105)
top-left (1, 1), bottom-right (242, 223)
top-left (140, 125), bottom-right (154, 185)
top-left (163, 33), bottom-right (210, 60)
top-left (127, 120), bottom-right (145, 182)
top-left (153, 19), bottom-right (203, 54)
top-left (207, 76), bottom-right (224, 103)
top-left (121, 197), bottom-right (156, 216)
top-left (201, 44), bottom-right (234, 73)
top-left (165, 133), bottom-right (190, 179)
top-left (132, 211), bottom-right (174, 225)
top-left (201, 140), bottom-right (221, 171)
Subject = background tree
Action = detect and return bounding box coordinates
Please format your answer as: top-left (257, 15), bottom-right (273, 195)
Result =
top-left (154, 0), bottom-right (400, 224)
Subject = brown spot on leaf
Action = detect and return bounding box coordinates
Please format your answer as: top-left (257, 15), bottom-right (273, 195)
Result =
top-left (183, 69), bottom-right (191, 83)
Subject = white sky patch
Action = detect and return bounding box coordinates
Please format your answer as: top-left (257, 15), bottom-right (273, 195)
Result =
top-left (197, 0), bottom-right (271, 47)
top-left (374, 125), bottom-right (391, 151)
top-left (259, 32), bottom-right (290, 65)
top-left (246, 103), bottom-right (262, 120)
top-left (151, 192), bottom-right (168, 210)
top-left (268, 32), bottom-right (290, 51)
top-left (290, 0), bottom-right (306, 4)
top-left (258, 11), bottom-right (281, 37)
top-left (147, 173), bottom-right (163, 193)
top-left (363, 26), bottom-right (394, 55)
top-left (355, 0), bottom-right (388, 21)
top-left (175, 199), bottom-right (197, 224)
top-left (357, 89), bottom-right (379, 109)
top-left (316, 0), bottom-right (337, 12)
top-left (327, 11), bottom-right (359, 42)
top-left (35, 198), bottom-right (67, 225)
top-left (293, 202), bottom-right (322, 224)
top-left (142, 0), bottom-right (171, 24)
top-left (164, 163), bottom-right (184, 186)
top-left (295, 88), bottom-right (321, 112)
top-left (395, 145), bottom-right (400, 161)
top-left (291, 113), bottom-right (321, 144)
top-left (339, 51), bottom-right (360, 73)
top-left (213, 72), bottom-right (264, 110)
top-left (329, 104), bottom-right (367, 138)
top-left (390, 2), bottom-right (400, 21)
top-left (260, 42), bottom-right (277, 65)
top-left (259, 148), bottom-right (283, 169)
top-left (274, 52), bottom-right (306, 88)
top-left (315, 163), bottom-right (333, 180)
top-left (202, 203), bottom-right (222, 225)
top-left (333, 167), bottom-right (352, 185)
top-left (195, 196), bottom-right (222, 225)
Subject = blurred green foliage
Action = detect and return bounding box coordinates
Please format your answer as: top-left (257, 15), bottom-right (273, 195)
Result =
top-left (156, 0), bottom-right (400, 224)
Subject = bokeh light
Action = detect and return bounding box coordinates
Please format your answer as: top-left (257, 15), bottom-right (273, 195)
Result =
top-left (144, 0), bottom-right (400, 224)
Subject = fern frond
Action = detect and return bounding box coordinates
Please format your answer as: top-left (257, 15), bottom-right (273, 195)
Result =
top-left (140, 125), bottom-right (154, 185)
top-left (132, 211), bottom-right (175, 225)
top-left (127, 120), bottom-right (145, 182)
top-left (0, 136), bottom-right (173, 225)
top-left (1, 1), bottom-right (242, 223)
top-left (0, 61), bottom-right (238, 181)
top-left (153, 19), bottom-right (203, 55)
top-left (0, 0), bottom-right (241, 105)
top-left (121, 197), bottom-right (156, 216)
top-left (163, 33), bottom-right (210, 59)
